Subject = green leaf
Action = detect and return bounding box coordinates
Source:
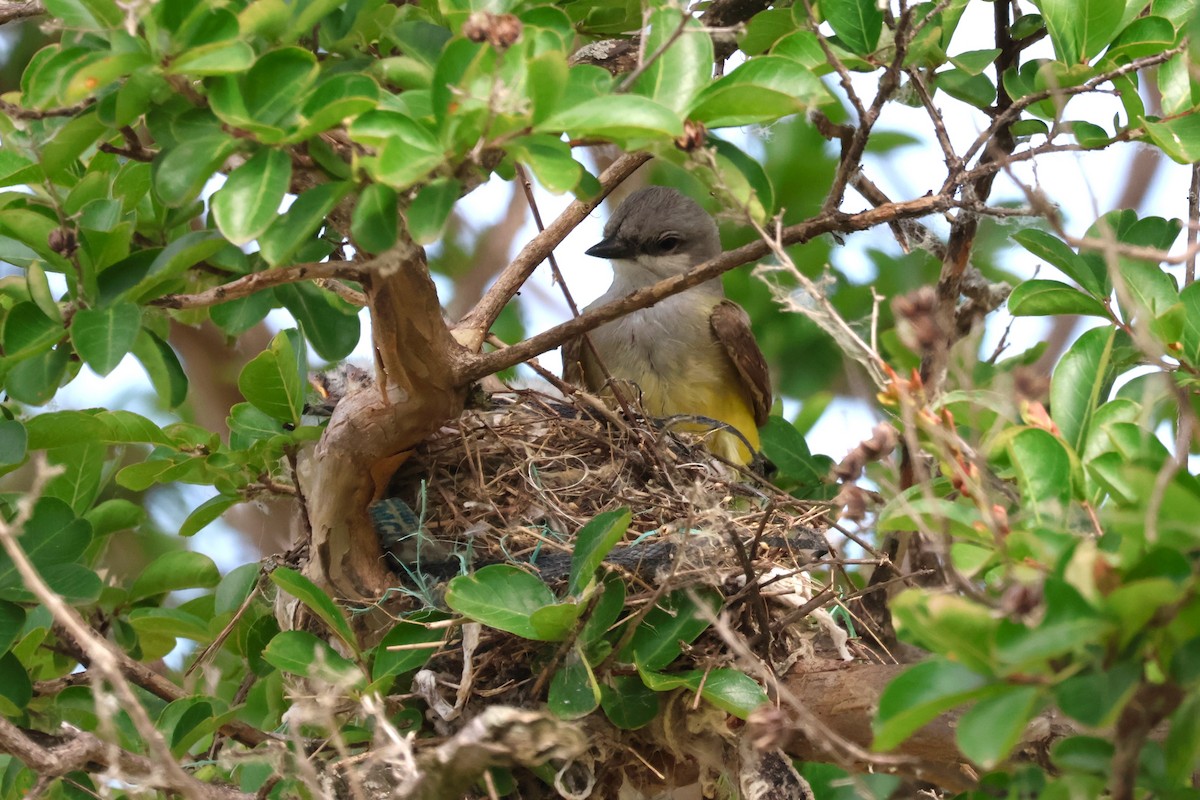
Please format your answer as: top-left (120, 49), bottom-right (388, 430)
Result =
top-left (275, 282), bottom-right (361, 362)
top-left (133, 328), bottom-right (189, 409)
top-left (371, 611), bottom-right (448, 684)
top-left (548, 646), bottom-right (600, 720)
top-left (568, 508), bottom-right (631, 596)
top-left (949, 48), bottom-right (1001, 75)
top-left (270, 566), bottom-right (359, 654)
top-left (580, 572), bottom-right (625, 647)
top-left (406, 178), bottom-right (462, 245)
top-left (44, 0), bottom-right (121, 28)
top-left (44, 443), bottom-right (104, 513)
top-left (823, 0), bottom-right (884, 55)
top-left (351, 183), bottom-right (398, 254)
top-left (63, 52), bottom-right (153, 103)
top-left (298, 73), bottom-right (380, 137)
top-left (599, 675), bottom-right (659, 729)
top-left (936, 68), bottom-right (996, 108)
top-left (228, 402), bottom-right (287, 448)
top-left (180, 494), bottom-right (238, 537)
top-left (0, 497), bottom-right (92, 595)
top-left (444, 564), bottom-right (558, 640)
top-left (632, 9), bottom-right (713, 114)
top-left (130, 550), bottom-right (220, 600)
top-left (1052, 661), bottom-right (1139, 726)
top-left (0, 651), bottom-right (31, 714)
top-left (873, 658), bottom-right (991, 751)
top-left (505, 136), bottom-right (581, 195)
top-left (129, 607), bottom-right (214, 645)
top-left (1039, 0), bottom-right (1125, 63)
top-left (1013, 229), bottom-right (1107, 297)
top-left (6, 346), bottom-right (70, 405)
top-left (210, 290), bottom-right (274, 336)
top-left (689, 669), bottom-right (768, 719)
top-left (26, 262), bottom-right (62, 323)
top-left (528, 599), bottom-right (585, 641)
top-left (262, 630), bottom-right (363, 685)
top-left (1179, 281), bottom-right (1200, 367)
top-left (1008, 279), bottom-right (1110, 317)
top-left (1008, 428), bottom-right (1072, 520)
top-left (259, 181), bottom-right (353, 266)
top-left (153, 135), bottom-right (238, 208)
top-left (1050, 326), bottom-right (1133, 452)
top-left (618, 588), bottom-right (721, 670)
top-left (1105, 15), bottom-right (1176, 62)
top-left (3, 302), bottom-right (62, 360)
top-left (242, 47), bottom-right (319, 127)
top-left (0, 601), bottom-right (25, 655)
top-left (70, 302), bottom-right (141, 376)
top-left (538, 95), bottom-right (683, 143)
top-left (84, 498), bottom-right (145, 536)
top-left (166, 40), bottom-right (256, 76)
top-left (211, 148), bottom-right (292, 245)
top-left (351, 111), bottom-right (442, 189)
top-left (760, 416), bottom-right (827, 487)
top-left (1146, 113), bottom-right (1200, 164)
top-left (0, 420), bottom-right (27, 468)
top-left (891, 589), bottom-right (1000, 672)
top-left (689, 57), bottom-right (829, 128)
top-left (237, 329), bottom-right (306, 425)
top-left (957, 686), bottom-right (1044, 768)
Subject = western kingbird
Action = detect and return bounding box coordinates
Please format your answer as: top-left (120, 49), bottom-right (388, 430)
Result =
top-left (562, 186), bottom-right (772, 464)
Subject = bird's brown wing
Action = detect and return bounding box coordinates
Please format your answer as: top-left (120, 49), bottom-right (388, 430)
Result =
top-left (710, 300), bottom-right (772, 427)
top-left (561, 335), bottom-right (584, 385)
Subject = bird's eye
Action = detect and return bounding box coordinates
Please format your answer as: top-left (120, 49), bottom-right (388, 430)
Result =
top-left (657, 234), bottom-right (681, 253)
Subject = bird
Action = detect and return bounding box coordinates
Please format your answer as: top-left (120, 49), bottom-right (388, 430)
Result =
top-left (561, 186), bottom-right (772, 465)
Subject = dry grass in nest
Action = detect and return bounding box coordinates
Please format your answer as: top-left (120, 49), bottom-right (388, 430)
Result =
top-left (385, 388), bottom-right (829, 574)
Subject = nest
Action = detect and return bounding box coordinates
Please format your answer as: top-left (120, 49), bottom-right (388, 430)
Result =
top-left (359, 388), bottom-right (866, 797)
top-left (382, 389), bottom-right (829, 584)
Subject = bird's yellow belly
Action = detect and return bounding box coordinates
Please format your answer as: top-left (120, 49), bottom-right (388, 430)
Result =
top-left (584, 312), bottom-right (760, 463)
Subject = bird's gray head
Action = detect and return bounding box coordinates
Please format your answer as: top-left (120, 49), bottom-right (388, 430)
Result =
top-left (585, 187), bottom-right (720, 284)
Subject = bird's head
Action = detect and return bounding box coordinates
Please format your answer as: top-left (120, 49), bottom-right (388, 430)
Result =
top-left (585, 186), bottom-right (721, 285)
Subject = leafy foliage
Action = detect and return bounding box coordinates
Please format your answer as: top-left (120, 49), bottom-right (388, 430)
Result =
top-left (0, 0), bottom-right (1198, 796)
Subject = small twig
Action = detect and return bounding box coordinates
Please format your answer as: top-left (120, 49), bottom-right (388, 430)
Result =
top-left (616, 9), bottom-right (693, 92)
top-left (1187, 163), bottom-right (1199, 285)
top-left (0, 460), bottom-right (216, 800)
top-left (314, 278), bottom-right (367, 306)
top-left (151, 260), bottom-right (365, 309)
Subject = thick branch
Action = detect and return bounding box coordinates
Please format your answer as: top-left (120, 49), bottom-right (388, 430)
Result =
top-left (302, 237), bottom-right (467, 604)
top-left (781, 664), bottom-right (1078, 790)
top-left (453, 151), bottom-right (651, 352)
top-left (457, 193), bottom-right (958, 383)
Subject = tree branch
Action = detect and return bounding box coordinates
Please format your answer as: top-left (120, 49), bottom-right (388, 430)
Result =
top-left (151, 261), bottom-right (365, 309)
top-left (0, 1), bottom-right (44, 26)
top-left (456, 193), bottom-right (958, 383)
top-left (0, 718), bottom-right (253, 800)
top-left (53, 633), bottom-right (274, 750)
top-left (452, 150), bottom-right (651, 352)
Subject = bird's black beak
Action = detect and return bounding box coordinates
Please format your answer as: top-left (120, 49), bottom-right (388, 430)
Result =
top-left (585, 236), bottom-right (635, 259)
